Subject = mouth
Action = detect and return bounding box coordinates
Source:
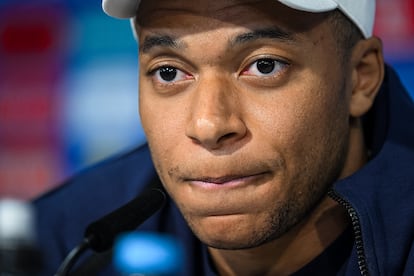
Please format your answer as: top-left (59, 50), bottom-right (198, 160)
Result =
top-left (186, 172), bottom-right (270, 188)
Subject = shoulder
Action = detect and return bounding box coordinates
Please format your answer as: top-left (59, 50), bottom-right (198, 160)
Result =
top-left (34, 143), bottom-right (157, 225)
top-left (32, 144), bottom-right (157, 274)
top-left (34, 143), bottom-right (155, 210)
top-left (333, 65), bottom-right (414, 275)
top-left (32, 145), bottom-right (156, 252)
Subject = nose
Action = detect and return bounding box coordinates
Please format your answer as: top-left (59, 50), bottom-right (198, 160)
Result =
top-left (185, 75), bottom-right (247, 150)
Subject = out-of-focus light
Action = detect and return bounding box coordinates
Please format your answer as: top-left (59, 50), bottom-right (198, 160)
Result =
top-left (0, 23), bottom-right (54, 54)
top-left (114, 232), bottom-right (184, 275)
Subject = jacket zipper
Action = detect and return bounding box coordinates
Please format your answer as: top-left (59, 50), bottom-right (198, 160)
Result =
top-left (328, 190), bottom-right (369, 276)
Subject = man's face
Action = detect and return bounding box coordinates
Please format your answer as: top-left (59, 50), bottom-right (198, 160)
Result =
top-left (138, 0), bottom-right (353, 249)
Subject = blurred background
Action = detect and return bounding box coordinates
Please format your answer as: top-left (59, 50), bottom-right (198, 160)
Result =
top-left (0, 0), bottom-right (413, 200)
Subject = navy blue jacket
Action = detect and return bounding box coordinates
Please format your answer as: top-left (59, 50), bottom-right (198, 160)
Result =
top-left (34, 66), bottom-right (414, 275)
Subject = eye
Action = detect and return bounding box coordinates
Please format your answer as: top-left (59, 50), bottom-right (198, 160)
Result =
top-left (151, 66), bottom-right (190, 84)
top-left (242, 58), bottom-right (287, 77)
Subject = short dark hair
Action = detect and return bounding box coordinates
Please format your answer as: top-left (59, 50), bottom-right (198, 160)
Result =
top-left (328, 9), bottom-right (364, 59)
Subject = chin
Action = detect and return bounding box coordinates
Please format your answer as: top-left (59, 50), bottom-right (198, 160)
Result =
top-left (186, 213), bottom-right (278, 250)
top-left (201, 229), bottom-right (277, 250)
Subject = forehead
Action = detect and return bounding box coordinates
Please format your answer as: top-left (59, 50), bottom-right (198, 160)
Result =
top-left (136, 0), bottom-right (331, 40)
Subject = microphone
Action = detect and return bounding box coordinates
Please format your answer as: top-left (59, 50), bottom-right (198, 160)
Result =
top-left (0, 199), bottom-right (42, 275)
top-left (85, 188), bottom-right (166, 252)
top-left (55, 188), bottom-right (166, 276)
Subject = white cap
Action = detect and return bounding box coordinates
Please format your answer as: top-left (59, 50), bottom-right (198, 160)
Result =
top-left (102, 0), bottom-right (375, 38)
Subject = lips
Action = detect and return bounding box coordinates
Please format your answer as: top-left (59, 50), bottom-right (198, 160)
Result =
top-left (176, 171), bottom-right (274, 217)
top-left (186, 172), bottom-right (270, 187)
top-left (200, 173), bottom-right (261, 183)
top-left (174, 157), bottom-right (281, 189)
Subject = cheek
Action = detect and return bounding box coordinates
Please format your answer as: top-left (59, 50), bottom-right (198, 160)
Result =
top-left (139, 92), bottom-right (188, 175)
top-left (251, 80), bottom-right (349, 169)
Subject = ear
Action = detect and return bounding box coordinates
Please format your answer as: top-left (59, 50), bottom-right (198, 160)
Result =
top-left (349, 37), bottom-right (385, 117)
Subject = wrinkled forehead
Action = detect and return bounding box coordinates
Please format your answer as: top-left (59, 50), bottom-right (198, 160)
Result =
top-left (103, 0), bottom-right (374, 38)
top-left (137, 0), bottom-right (267, 17)
top-left (135, 0), bottom-right (330, 39)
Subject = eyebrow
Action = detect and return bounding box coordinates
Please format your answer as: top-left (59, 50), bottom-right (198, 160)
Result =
top-left (230, 27), bottom-right (297, 46)
top-left (140, 27), bottom-right (297, 54)
top-left (140, 35), bottom-right (183, 53)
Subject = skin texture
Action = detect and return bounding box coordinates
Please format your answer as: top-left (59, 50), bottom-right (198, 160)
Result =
top-left (136, 0), bottom-right (384, 274)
